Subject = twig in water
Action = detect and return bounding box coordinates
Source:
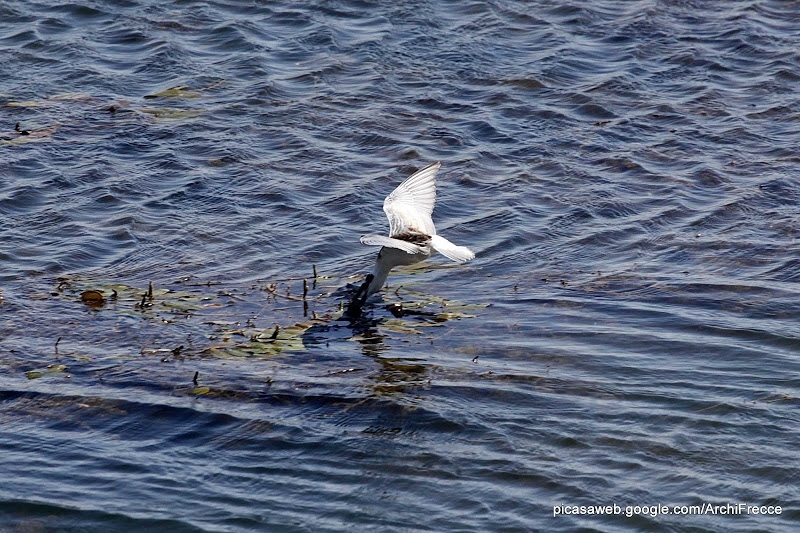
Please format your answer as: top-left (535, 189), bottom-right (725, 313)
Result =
top-left (147, 281), bottom-right (154, 300)
top-left (303, 279), bottom-right (308, 299)
top-left (193, 371), bottom-right (199, 386)
top-left (55, 336), bottom-right (62, 355)
top-left (312, 264), bottom-right (318, 279)
top-left (264, 283), bottom-right (319, 303)
top-left (270, 325), bottom-right (280, 340)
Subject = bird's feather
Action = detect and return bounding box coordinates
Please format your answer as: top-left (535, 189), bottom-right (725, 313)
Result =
top-left (358, 162), bottom-right (475, 301)
top-left (383, 162), bottom-right (439, 237)
top-left (360, 234), bottom-right (428, 255)
top-left (431, 234), bottom-right (475, 263)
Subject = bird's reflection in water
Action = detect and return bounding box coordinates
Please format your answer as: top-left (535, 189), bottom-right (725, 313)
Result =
top-left (335, 284), bottom-right (434, 395)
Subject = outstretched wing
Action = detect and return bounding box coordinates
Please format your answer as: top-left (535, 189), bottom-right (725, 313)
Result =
top-left (383, 162), bottom-right (439, 237)
top-left (431, 234), bottom-right (475, 263)
top-left (360, 234), bottom-right (427, 255)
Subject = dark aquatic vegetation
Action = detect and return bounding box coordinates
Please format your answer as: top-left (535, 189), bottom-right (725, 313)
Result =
top-left (44, 272), bottom-right (482, 364)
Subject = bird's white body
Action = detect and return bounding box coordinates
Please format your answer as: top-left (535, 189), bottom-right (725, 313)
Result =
top-left (359, 162), bottom-right (475, 298)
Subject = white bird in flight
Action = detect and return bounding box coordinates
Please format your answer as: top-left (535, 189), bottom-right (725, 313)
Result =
top-left (357, 162), bottom-right (475, 300)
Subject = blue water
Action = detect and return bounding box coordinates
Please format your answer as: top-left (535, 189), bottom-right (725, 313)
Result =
top-left (1, 1), bottom-right (799, 531)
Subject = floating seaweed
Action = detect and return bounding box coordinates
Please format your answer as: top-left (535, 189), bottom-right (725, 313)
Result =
top-left (143, 85), bottom-right (204, 99)
top-left (1, 83), bottom-right (219, 148)
top-left (26, 364), bottom-right (68, 380)
top-left (0, 123), bottom-right (58, 146)
top-left (48, 273), bottom-right (486, 362)
top-left (139, 107), bottom-right (204, 119)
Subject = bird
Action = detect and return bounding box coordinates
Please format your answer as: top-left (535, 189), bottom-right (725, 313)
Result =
top-left (356, 162), bottom-right (475, 303)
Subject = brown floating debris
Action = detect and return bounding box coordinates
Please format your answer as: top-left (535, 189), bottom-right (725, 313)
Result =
top-left (80, 290), bottom-right (105, 307)
top-left (80, 290), bottom-right (104, 301)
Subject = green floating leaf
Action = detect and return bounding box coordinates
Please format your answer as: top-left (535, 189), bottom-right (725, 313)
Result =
top-left (26, 364), bottom-right (67, 380)
top-left (0, 128), bottom-right (58, 146)
top-left (4, 101), bottom-right (42, 107)
top-left (140, 108), bottom-right (204, 119)
top-left (190, 386), bottom-right (211, 396)
top-left (380, 320), bottom-right (424, 335)
top-left (202, 322), bottom-right (309, 358)
top-left (442, 302), bottom-right (490, 312)
top-left (159, 299), bottom-right (204, 311)
top-left (144, 86), bottom-right (203, 99)
top-left (435, 312), bottom-right (476, 321)
top-left (54, 278), bottom-right (227, 317)
top-left (49, 93), bottom-right (94, 101)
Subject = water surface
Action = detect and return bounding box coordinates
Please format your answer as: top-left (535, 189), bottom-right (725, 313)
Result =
top-left (1, 1), bottom-right (798, 531)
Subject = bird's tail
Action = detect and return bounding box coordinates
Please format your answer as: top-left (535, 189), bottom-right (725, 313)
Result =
top-left (431, 235), bottom-right (475, 263)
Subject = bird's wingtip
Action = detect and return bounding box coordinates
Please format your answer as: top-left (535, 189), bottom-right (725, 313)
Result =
top-left (430, 234), bottom-right (475, 263)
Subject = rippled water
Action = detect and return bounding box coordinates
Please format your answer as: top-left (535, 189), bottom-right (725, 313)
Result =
top-left (1, 1), bottom-right (799, 531)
